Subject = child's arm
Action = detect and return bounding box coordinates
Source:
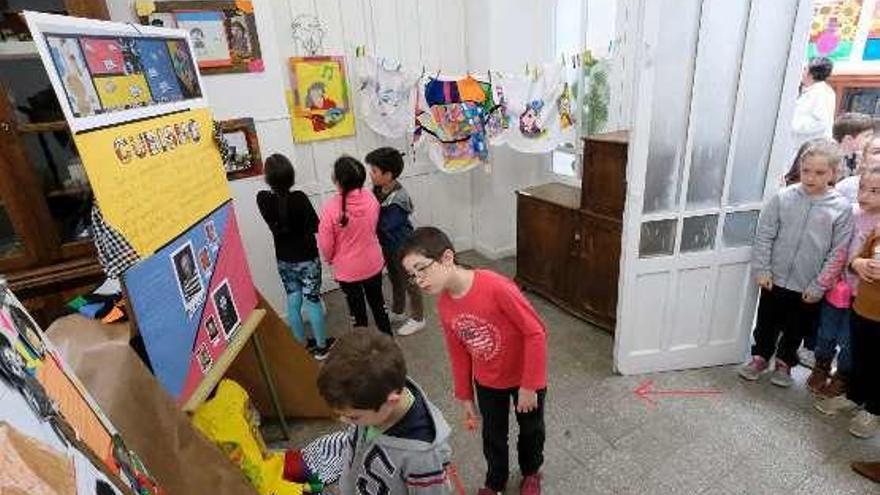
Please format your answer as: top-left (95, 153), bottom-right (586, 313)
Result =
top-left (402, 444), bottom-right (454, 494)
top-left (378, 204), bottom-right (410, 239)
top-left (304, 194), bottom-right (320, 235)
top-left (316, 206), bottom-right (336, 263)
top-left (441, 320), bottom-right (475, 402)
top-left (752, 193), bottom-right (781, 286)
top-left (496, 280), bottom-right (547, 401)
top-left (299, 428), bottom-right (354, 486)
top-left (807, 206), bottom-right (854, 301)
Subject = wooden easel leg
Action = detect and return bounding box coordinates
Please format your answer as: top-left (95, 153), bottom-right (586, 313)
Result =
top-left (252, 332), bottom-right (290, 441)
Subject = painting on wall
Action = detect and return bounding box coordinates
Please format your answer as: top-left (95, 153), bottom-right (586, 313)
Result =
top-left (218, 118), bottom-right (263, 180)
top-left (863, 0), bottom-right (880, 60)
top-left (140, 1), bottom-right (264, 74)
top-left (289, 56), bottom-right (356, 142)
top-left (808, 0), bottom-right (864, 61)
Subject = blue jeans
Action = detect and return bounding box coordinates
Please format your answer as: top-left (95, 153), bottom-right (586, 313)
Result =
top-left (814, 301), bottom-right (851, 375)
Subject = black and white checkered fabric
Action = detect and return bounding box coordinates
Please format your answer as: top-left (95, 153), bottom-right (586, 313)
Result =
top-left (90, 203), bottom-right (140, 279)
top-left (301, 429), bottom-right (351, 484)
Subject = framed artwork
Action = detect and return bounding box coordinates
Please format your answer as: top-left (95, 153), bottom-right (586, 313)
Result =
top-left (219, 117), bottom-right (263, 180)
top-left (140, 1), bottom-right (264, 75)
top-left (863, 1), bottom-right (880, 60)
top-left (45, 35), bottom-right (101, 118)
top-left (808, 0), bottom-right (864, 61)
top-left (289, 56), bottom-right (356, 142)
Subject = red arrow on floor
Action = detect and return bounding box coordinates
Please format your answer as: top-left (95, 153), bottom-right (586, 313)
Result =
top-left (633, 379), bottom-right (722, 406)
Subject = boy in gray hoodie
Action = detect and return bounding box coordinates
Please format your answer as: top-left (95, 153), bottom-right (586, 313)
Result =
top-left (740, 138), bottom-right (854, 387)
top-left (314, 331), bottom-right (455, 494)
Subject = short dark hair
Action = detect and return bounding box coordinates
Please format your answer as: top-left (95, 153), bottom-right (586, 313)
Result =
top-left (365, 147), bottom-right (405, 179)
top-left (808, 57), bottom-right (833, 82)
top-left (833, 112), bottom-right (873, 142)
top-left (399, 226), bottom-right (455, 262)
top-left (264, 153), bottom-right (295, 193)
top-left (317, 331), bottom-right (406, 410)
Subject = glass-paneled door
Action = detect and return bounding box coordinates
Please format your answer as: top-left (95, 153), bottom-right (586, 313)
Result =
top-left (614, 0), bottom-right (812, 374)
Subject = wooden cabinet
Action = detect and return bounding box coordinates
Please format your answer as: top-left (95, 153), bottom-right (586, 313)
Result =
top-left (516, 131), bottom-right (628, 332)
top-left (829, 74), bottom-right (880, 116)
top-left (0, 1), bottom-right (109, 327)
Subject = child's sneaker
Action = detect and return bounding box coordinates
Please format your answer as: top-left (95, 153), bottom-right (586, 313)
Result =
top-left (477, 489), bottom-right (501, 495)
top-left (820, 374), bottom-right (848, 398)
top-left (312, 346), bottom-right (330, 361)
top-left (397, 319), bottom-right (426, 336)
top-left (738, 356), bottom-right (768, 381)
top-left (770, 360), bottom-right (794, 388)
top-left (798, 347), bottom-right (816, 369)
top-left (815, 395), bottom-right (858, 416)
top-left (849, 410), bottom-right (880, 439)
top-left (389, 311), bottom-right (408, 323)
top-left (520, 473), bottom-right (542, 495)
top-left (806, 362), bottom-right (830, 394)
top-left (306, 338), bottom-right (317, 351)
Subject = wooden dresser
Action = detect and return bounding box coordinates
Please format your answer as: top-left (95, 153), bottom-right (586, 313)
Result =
top-left (516, 131), bottom-right (627, 332)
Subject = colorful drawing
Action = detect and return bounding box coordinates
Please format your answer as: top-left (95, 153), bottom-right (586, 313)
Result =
top-left (174, 10), bottom-right (232, 68)
top-left (166, 39), bottom-right (202, 98)
top-left (227, 14), bottom-right (253, 59)
top-left (80, 37), bottom-right (125, 75)
top-left (864, 0), bottom-right (880, 60)
top-left (808, 0), bottom-right (864, 61)
top-left (45, 35), bottom-right (101, 117)
top-left (519, 100), bottom-right (546, 138)
top-left (134, 38), bottom-right (183, 102)
top-left (289, 56), bottom-right (356, 142)
top-left (93, 73), bottom-right (152, 110)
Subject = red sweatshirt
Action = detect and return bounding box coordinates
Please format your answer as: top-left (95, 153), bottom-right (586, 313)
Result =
top-left (437, 269), bottom-right (548, 401)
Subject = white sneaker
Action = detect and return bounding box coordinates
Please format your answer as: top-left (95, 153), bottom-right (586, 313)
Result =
top-left (388, 311), bottom-right (408, 323)
top-left (850, 410), bottom-right (880, 439)
top-left (798, 348), bottom-right (816, 369)
top-left (815, 395), bottom-right (858, 416)
top-left (397, 319), bottom-right (426, 336)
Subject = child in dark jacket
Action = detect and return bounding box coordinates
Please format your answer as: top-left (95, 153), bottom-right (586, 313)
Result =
top-left (366, 147), bottom-right (425, 336)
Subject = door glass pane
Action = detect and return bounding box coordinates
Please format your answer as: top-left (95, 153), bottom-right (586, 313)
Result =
top-left (639, 219), bottom-right (677, 258)
top-left (722, 210), bottom-right (760, 247)
top-left (0, 58), bottom-right (65, 124)
top-left (21, 131), bottom-right (93, 243)
top-left (686, 0), bottom-right (750, 209)
top-left (0, 203), bottom-right (22, 258)
top-left (642, 0), bottom-right (701, 214)
top-left (728, 0), bottom-right (799, 205)
top-left (681, 214), bottom-right (718, 252)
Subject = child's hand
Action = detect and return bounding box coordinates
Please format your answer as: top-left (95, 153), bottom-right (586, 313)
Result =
top-left (462, 400), bottom-right (479, 431)
top-left (516, 388), bottom-right (538, 414)
top-left (853, 258), bottom-right (880, 283)
top-left (802, 292), bottom-right (822, 304)
top-left (756, 274), bottom-right (773, 291)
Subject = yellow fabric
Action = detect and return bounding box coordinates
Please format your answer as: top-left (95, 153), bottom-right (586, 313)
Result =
top-left (192, 380), bottom-right (304, 495)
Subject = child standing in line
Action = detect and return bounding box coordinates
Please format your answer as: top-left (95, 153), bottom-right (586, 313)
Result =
top-left (739, 139), bottom-right (853, 387)
top-left (400, 227), bottom-right (548, 495)
top-left (318, 156), bottom-right (392, 335)
top-left (815, 208), bottom-right (880, 439)
top-left (256, 154), bottom-right (330, 359)
top-left (366, 147), bottom-right (426, 336)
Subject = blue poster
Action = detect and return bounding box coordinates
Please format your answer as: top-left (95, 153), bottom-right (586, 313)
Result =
top-left (134, 39), bottom-right (183, 103)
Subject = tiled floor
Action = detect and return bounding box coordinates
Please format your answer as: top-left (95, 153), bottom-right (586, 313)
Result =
top-left (272, 253), bottom-right (878, 494)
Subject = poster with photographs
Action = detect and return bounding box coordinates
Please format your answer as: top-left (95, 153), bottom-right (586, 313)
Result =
top-left (195, 343), bottom-right (213, 373)
top-left (205, 315), bottom-right (220, 343)
top-left (212, 280), bottom-right (241, 338)
top-left (25, 11), bottom-right (207, 132)
top-left (45, 35), bottom-right (101, 118)
top-left (219, 118), bottom-right (263, 180)
top-left (171, 241), bottom-right (205, 316)
top-left (174, 10), bottom-right (231, 67)
top-left (138, 1), bottom-right (264, 74)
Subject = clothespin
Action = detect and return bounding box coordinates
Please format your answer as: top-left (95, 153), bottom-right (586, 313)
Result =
top-left (525, 62), bottom-right (529, 76)
top-left (420, 65), bottom-right (426, 79)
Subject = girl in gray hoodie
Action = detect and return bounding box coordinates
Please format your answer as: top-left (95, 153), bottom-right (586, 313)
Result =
top-left (739, 138), bottom-right (854, 387)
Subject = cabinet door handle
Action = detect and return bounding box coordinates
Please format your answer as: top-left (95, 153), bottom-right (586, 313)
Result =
top-left (573, 232), bottom-right (581, 241)
top-left (0, 121), bottom-right (11, 133)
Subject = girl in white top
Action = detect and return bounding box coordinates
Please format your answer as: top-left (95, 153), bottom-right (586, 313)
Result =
top-left (791, 57), bottom-right (836, 153)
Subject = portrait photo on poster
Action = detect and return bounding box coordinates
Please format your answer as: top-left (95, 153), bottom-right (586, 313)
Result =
top-left (171, 241), bottom-right (204, 315)
top-left (205, 314), bottom-right (220, 343)
top-left (204, 219), bottom-right (218, 244)
top-left (198, 246), bottom-right (211, 274)
top-left (212, 279), bottom-right (240, 338)
top-left (195, 343), bottom-right (213, 373)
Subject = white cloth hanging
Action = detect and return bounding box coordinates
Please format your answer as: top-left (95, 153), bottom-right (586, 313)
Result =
top-left (355, 56), bottom-right (419, 138)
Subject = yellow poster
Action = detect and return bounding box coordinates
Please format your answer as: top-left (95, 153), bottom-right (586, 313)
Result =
top-left (93, 73), bottom-right (152, 110)
top-left (73, 108), bottom-right (230, 256)
top-left (289, 56), bottom-right (356, 142)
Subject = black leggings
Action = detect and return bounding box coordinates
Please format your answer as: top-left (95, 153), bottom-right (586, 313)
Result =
top-left (337, 271), bottom-right (392, 335)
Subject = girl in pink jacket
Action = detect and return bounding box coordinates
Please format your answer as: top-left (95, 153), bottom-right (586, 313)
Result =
top-left (318, 156), bottom-right (392, 335)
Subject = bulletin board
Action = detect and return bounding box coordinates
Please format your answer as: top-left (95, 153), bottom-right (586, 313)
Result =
top-left (72, 107), bottom-right (230, 256)
top-left (123, 202), bottom-right (258, 405)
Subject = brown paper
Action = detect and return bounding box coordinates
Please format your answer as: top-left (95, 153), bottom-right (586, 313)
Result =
top-left (46, 315), bottom-right (257, 495)
top-left (0, 422), bottom-right (76, 495)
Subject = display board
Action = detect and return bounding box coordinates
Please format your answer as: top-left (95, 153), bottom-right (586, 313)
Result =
top-left (0, 284), bottom-right (161, 495)
top-left (124, 202), bottom-right (257, 405)
top-left (24, 10), bottom-right (207, 133)
top-left (72, 107), bottom-right (230, 256)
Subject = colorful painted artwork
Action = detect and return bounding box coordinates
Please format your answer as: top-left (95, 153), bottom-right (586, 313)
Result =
top-left (93, 73), bottom-right (152, 110)
top-left (166, 39), bottom-right (202, 98)
top-left (134, 38), bottom-right (183, 102)
top-left (79, 37), bottom-right (125, 75)
top-left (808, 0), bottom-right (864, 61)
top-left (123, 202), bottom-right (257, 404)
top-left (289, 56), bottom-right (356, 142)
top-left (45, 35), bottom-right (102, 117)
top-left (863, 0), bottom-right (880, 60)
top-left (174, 10), bottom-right (232, 68)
